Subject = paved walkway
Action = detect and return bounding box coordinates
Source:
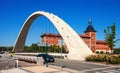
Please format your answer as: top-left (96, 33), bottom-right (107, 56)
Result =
top-left (0, 65), bottom-right (79, 73)
top-left (0, 68), bottom-right (29, 73)
top-left (22, 65), bottom-right (78, 73)
top-left (1, 64), bottom-right (120, 73)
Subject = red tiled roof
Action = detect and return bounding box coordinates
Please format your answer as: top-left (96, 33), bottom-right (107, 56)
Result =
top-left (41, 33), bottom-right (90, 38)
top-left (41, 33), bottom-right (61, 37)
top-left (41, 33), bottom-right (92, 38)
top-left (79, 34), bottom-right (90, 38)
top-left (96, 40), bottom-right (108, 44)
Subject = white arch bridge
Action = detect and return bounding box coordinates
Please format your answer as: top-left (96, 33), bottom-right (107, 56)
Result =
top-left (13, 11), bottom-right (93, 61)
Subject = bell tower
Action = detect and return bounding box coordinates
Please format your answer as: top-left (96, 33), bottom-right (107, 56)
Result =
top-left (84, 18), bottom-right (96, 53)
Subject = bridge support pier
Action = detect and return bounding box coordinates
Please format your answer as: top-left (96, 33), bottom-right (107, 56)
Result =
top-left (36, 57), bottom-right (44, 65)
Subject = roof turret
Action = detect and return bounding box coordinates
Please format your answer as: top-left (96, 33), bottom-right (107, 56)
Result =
top-left (84, 18), bottom-right (96, 33)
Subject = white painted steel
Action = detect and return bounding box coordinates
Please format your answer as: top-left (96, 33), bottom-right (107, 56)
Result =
top-left (13, 11), bottom-right (93, 61)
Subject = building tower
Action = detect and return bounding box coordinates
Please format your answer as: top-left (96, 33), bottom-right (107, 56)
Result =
top-left (84, 18), bottom-right (96, 53)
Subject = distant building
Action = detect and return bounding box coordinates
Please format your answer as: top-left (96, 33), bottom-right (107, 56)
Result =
top-left (41, 33), bottom-right (62, 45)
top-left (41, 19), bottom-right (111, 54)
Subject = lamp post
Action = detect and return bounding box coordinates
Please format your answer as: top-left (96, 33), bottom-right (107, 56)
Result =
top-left (45, 41), bottom-right (48, 67)
top-left (61, 44), bottom-right (63, 69)
top-left (59, 39), bottom-right (63, 69)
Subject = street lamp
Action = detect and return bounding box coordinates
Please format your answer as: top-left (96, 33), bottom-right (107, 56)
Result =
top-left (61, 43), bottom-right (63, 69)
top-left (45, 41), bottom-right (48, 67)
top-left (59, 39), bottom-right (64, 69)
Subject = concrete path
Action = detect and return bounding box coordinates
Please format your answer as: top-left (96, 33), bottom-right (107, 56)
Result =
top-left (0, 66), bottom-right (78, 73)
top-left (0, 68), bottom-right (29, 73)
top-left (22, 65), bottom-right (76, 73)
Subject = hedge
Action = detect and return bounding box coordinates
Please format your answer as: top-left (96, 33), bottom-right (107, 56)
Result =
top-left (85, 54), bottom-right (120, 64)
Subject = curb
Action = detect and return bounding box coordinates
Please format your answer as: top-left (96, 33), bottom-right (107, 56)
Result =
top-left (48, 65), bottom-right (80, 73)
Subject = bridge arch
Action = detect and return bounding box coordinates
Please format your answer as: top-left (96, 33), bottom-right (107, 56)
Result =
top-left (13, 11), bottom-right (93, 60)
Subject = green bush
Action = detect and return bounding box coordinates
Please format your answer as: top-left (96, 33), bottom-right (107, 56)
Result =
top-left (106, 55), bottom-right (120, 64)
top-left (85, 54), bottom-right (120, 64)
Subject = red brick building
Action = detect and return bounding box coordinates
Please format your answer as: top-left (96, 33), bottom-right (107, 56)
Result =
top-left (41, 19), bottom-right (111, 53)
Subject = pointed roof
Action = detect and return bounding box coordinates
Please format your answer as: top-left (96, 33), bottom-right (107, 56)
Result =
top-left (84, 18), bottom-right (96, 33)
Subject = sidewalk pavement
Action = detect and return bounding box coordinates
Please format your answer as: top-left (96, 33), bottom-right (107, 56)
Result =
top-left (0, 68), bottom-right (29, 73)
top-left (22, 65), bottom-right (80, 73)
top-left (0, 65), bottom-right (80, 73)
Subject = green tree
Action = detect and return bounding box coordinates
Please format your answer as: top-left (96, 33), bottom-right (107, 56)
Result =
top-left (0, 46), bottom-right (13, 52)
top-left (23, 43), bottom-right (67, 53)
top-left (104, 23), bottom-right (120, 53)
top-left (24, 46), bottom-right (30, 52)
top-left (31, 44), bottom-right (39, 52)
top-left (24, 44), bottom-right (39, 52)
top-left (113, 48), bottom-right (120, 53)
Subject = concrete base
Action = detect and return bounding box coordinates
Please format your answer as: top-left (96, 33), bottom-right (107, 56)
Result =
top-left (36, 57), bottom-right (44, 65)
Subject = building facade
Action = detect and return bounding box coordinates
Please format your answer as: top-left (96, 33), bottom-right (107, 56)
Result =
top-left (41, 19), bottom-right (111, 53)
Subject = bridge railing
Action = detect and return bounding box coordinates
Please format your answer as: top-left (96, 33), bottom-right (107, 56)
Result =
top-left (15, 53), bottom-right (68, 59)
top-left (13, 55), bottom-right (37, 63)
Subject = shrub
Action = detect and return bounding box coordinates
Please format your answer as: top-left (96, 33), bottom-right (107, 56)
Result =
top-left (85, 54), bottom-right (120, 64)
top-left (106, 55), bottom-right (120, 64)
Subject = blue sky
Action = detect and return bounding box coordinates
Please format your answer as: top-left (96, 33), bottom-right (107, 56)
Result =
top-left (0, 0), bottom-right (120, 48)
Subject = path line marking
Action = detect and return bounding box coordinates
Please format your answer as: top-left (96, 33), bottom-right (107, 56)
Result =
top-left (80, 66), bottom-right (115, 72)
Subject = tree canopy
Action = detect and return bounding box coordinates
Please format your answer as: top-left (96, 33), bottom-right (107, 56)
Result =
top-left (104, 22), bottom-right (119, 49)
top-left (24, 44), bottom-right (67, 53)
